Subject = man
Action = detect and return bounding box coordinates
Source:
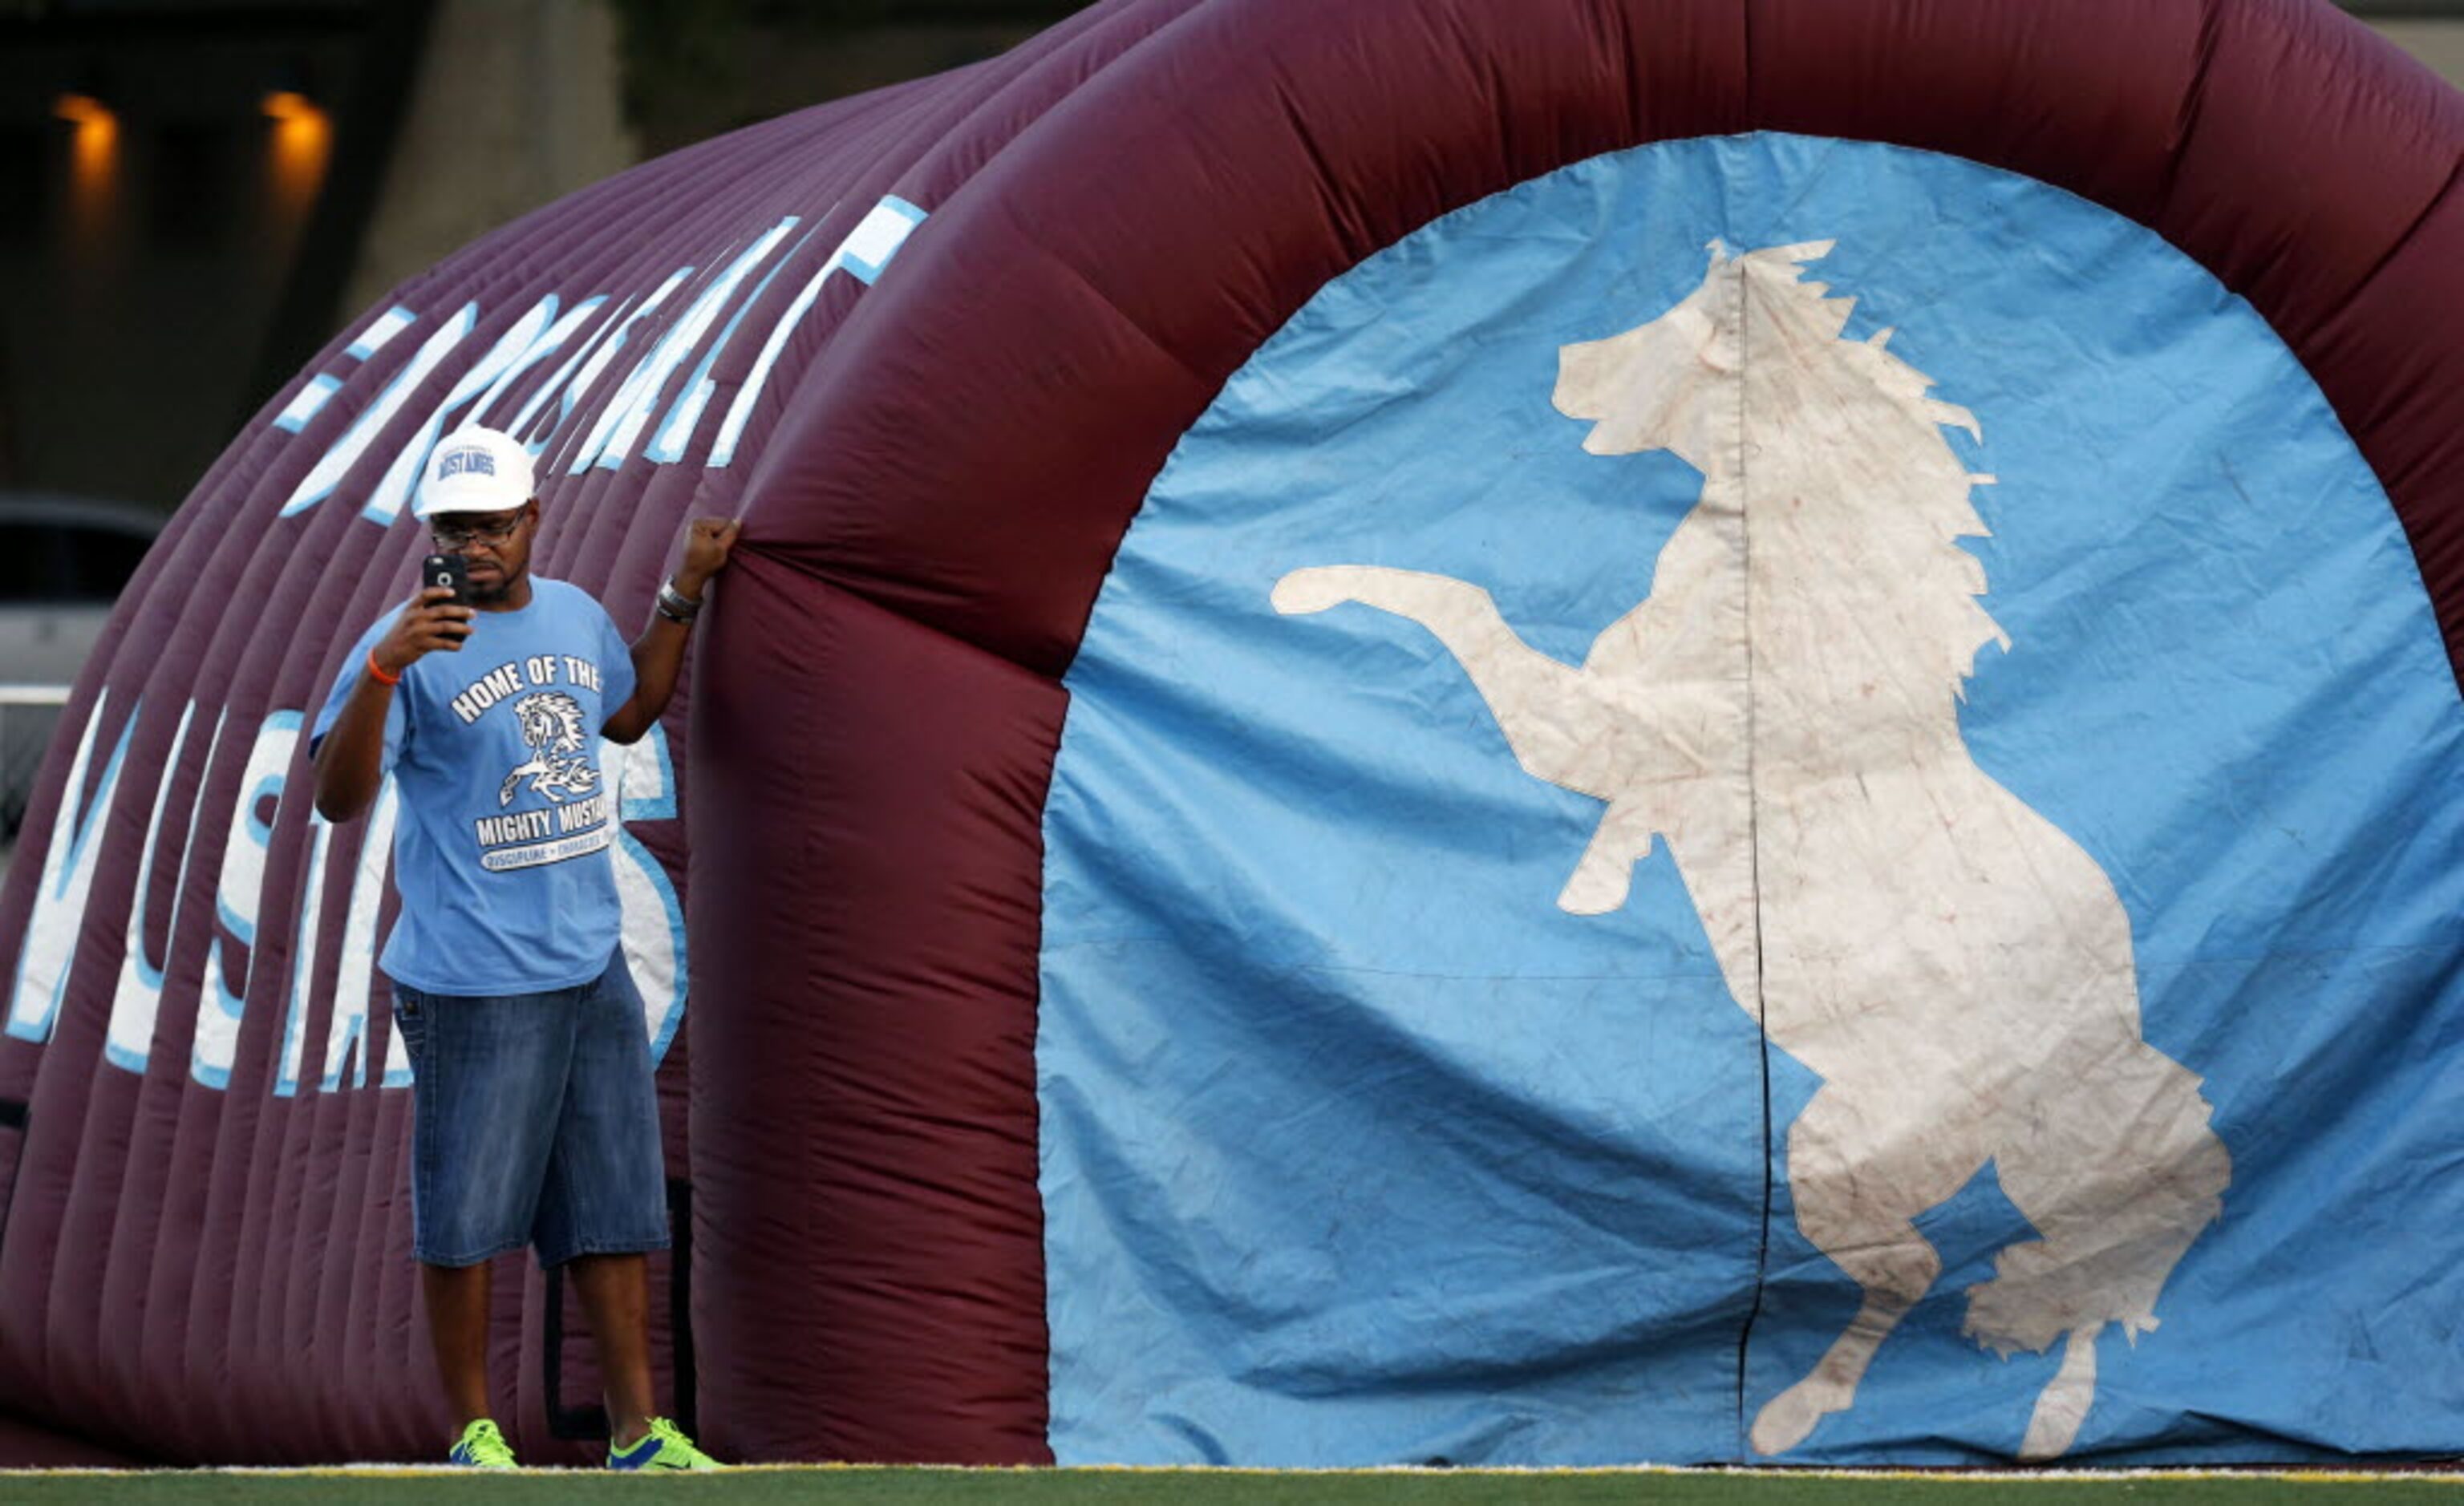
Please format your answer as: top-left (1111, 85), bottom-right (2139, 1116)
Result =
top-left (311, 425), bottom-right (736, 1471)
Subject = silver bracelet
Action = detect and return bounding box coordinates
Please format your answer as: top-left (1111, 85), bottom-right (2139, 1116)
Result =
top-left (655, 579), bottom-right (703, 623)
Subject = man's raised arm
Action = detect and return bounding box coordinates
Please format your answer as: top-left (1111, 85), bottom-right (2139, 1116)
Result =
top-left (602, 517), bottom-right (741, 746)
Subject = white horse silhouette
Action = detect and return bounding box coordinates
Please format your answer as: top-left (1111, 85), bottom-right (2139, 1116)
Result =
top-left (1273, 241), bottom-right (2230, 1460)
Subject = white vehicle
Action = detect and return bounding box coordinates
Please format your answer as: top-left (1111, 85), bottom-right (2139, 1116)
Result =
top-left (0, 494), bottom-right (162, 850)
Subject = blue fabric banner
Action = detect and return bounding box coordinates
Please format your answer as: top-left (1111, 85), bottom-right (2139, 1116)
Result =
top-left (1040, 134), bottom-right (2464, 1465)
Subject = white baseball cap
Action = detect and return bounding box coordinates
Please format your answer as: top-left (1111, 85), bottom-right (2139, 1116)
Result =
top-left (416, 427), bottom-right (535, 518)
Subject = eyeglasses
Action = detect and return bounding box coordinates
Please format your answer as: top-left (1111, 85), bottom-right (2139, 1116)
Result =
top-left (431, 509), bottom-right (527, 548)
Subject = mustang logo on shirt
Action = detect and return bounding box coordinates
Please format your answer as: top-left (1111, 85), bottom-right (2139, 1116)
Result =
top-left (498, 691), bottom-right (603, 807)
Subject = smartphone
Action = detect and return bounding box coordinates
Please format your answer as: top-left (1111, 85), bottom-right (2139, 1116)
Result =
top-left (420, 552), bottom-right (470, 605)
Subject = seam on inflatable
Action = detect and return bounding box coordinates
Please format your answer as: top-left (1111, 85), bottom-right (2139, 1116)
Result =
top-left (740, 549), bottom-right (1069, 694)
top-left (1268, 79), bottom-right (1361, 261)
top-left (1728, 236), bottom-right (1778, 1463)
top-left (2154, 0), bottom-right (2226, 217)
top-left (2340, 151), bottom-right (2464, 318)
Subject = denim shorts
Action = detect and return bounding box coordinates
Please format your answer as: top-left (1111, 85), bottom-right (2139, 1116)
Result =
top-left (390, 949), bottom-right (671, 1269)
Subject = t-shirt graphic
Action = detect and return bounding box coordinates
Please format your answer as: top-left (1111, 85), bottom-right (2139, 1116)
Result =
top-left (312, 578), bottom-right (638, 995)
top-left (473, 690), bottom-right (610, 872)
top-left (498, 690), bottom-right (600, 805)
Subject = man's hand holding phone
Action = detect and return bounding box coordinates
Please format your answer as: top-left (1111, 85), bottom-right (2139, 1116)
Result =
top-left (373, 557), bottom-right (476, 677)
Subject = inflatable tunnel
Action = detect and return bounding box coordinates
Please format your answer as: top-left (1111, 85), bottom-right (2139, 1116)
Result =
top-left (2, 0), bottom-right (2462, 1468)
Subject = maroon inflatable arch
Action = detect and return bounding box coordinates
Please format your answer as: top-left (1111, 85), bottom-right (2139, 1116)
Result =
top-left (0, 0), bottom-right (2455, 1467)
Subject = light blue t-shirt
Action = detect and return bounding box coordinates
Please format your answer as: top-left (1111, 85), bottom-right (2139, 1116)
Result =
top-left (312, 578), bottom-right (638, 995)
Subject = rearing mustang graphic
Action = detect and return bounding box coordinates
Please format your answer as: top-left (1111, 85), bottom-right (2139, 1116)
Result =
top-left (497, 690), bottom-right (602, 807)
top-left (1273, 241), bottom-right (2229, 1461)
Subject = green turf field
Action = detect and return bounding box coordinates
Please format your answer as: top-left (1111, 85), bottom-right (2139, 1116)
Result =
top-left (2, 1468), bottom-right (2459, 1504)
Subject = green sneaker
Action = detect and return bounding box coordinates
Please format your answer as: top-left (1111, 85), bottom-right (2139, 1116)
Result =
top-left (448, 1417), bottom-right (517, 1469)
top-left (608, 1416), bottom-right (723, 1471)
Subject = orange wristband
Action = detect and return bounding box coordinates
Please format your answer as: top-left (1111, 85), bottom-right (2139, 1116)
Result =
top-left (366, 649), bottom-right (401, 686)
